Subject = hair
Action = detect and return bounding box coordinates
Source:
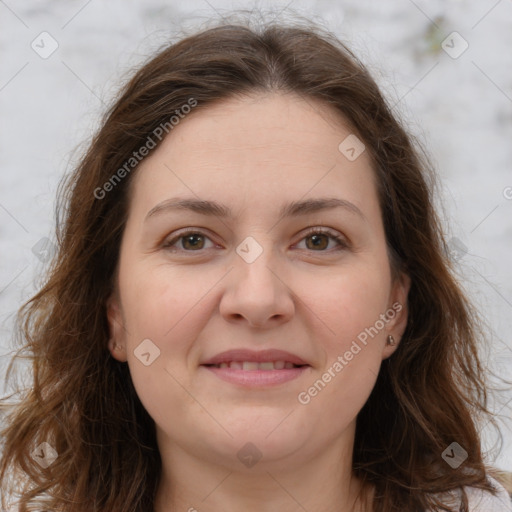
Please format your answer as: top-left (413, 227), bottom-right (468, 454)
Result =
top-left (0, 15), bottom-right (509, 512)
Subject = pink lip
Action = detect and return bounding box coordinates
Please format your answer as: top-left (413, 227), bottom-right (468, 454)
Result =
top-left (200, 349), bottom-right (311, 388)
top-left (202, 365), bottom-right (309, 387)
top-left (200, 349), bottom-right (309, 366)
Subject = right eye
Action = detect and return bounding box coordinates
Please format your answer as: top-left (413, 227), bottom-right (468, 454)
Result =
top-left (162, 230), bottom-right (216, 252)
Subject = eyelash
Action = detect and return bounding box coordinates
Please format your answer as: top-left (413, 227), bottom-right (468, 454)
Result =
top-left (162, 227), bottom-right (349, 254)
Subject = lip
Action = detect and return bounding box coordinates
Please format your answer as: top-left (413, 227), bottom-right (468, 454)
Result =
top-left (202, 365), bottom-right (309, 386)
top-left (200, 349), bottom-right (309, 366)
top-left (200, 349), bottom-right (311, 388)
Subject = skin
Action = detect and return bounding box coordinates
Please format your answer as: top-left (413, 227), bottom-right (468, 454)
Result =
top-left (107, 92), bottom-right (410, 512)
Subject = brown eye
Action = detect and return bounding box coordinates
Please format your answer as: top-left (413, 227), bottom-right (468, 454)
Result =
top-left (305, 233), bottom-right (329, 250)
top-left (163, 231), bottom-right (214, 252)
top-left (181, 233), bottom-right (205, 250)
top-left (297, 228), bottom-right (348, 252)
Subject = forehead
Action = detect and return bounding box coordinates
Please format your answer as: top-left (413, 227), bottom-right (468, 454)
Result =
top-left (129, 92), bottom-right (379, 222)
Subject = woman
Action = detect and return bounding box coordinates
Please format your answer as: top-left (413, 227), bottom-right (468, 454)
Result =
top-left (1, 18), bottom-right (511, 512)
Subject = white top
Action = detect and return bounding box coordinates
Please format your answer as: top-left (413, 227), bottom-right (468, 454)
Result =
top-left (435, 476), bottom-right (512, 511)
top-left (467, 477), bottom-right (512, 511)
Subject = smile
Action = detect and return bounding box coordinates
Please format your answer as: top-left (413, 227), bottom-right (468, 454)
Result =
top-left (199, 348), bottom-right (311, 386)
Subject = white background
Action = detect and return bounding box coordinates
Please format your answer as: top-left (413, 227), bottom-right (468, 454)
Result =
top-left (1, 0), bottom-right (511, 470)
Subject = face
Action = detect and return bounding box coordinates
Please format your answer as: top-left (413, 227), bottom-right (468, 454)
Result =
top-left (107, 92), bottom-right (409, 472)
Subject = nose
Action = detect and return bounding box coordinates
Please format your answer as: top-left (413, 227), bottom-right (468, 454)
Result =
top-left (218, 237), bottom-right (295, 329)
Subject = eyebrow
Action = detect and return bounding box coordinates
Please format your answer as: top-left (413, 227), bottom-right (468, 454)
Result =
top-left (145, 196), bottom-right (366, 222)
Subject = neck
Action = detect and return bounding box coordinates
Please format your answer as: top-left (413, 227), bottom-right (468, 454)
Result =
top-left (154, 426), bottom-right (369, 512)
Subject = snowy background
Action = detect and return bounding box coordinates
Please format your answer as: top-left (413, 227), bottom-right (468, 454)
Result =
top-left (1, 0), bottom-right (511, 470)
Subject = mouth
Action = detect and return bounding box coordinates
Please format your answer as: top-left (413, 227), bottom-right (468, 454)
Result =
top-left (200, 349), bottom-right (311, 387)
top-left (203, 361), bottom-right (306, 370)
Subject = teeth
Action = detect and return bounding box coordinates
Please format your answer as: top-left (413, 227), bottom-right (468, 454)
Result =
top-left (213, 360), bottom-right (301, 370)
top-left (242, 361), bottom-right (259, 371)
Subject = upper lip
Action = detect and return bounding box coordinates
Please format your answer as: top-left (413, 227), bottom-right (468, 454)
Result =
top-left (201, 349), bottom-right (310, 366)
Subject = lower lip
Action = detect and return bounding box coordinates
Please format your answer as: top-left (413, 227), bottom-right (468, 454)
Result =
top-left (201, 365), bottom-right (309, 387)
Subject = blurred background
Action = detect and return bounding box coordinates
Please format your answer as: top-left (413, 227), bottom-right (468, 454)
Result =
top-left (1, 0), bottom-right (511, 470)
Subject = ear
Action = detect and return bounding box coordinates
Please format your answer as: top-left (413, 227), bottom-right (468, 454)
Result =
top-left (382, 272), bottom-right (411, 359)
top-left (106, 292), bottom-right (128, 362)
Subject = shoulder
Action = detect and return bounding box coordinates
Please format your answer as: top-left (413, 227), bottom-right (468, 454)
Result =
top-left (463, 476), bottom-right (512, 511)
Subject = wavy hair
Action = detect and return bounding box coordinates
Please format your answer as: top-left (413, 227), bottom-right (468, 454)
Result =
top-left (0, 16), bottom-right (508, 512)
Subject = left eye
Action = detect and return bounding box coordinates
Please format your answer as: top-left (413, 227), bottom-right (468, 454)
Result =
top-left (163, 228), bottom-right (347, 253)
top-left (295, 229), bottom-right (348, 251)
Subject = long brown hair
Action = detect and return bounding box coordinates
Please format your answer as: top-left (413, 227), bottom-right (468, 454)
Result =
top-left (0, 17), bottom-right (507, 512)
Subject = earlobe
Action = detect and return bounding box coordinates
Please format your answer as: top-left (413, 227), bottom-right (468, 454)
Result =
top-left (107, 338), bottom-right (127, 362)
top-left (106, 294), bottom-right (128, 362)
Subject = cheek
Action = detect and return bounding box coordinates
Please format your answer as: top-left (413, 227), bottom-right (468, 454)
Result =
top-left (313, 264), bottom-right (391, 343)
top-left (118, 262), bottom-right (226, 409)
top-left (299, 349), bottom-right (380, 440)
top-left (118, 265), bottom-right (207, 429)
top-left (121, 263), bottom-right (210, 341)
top-left (295, 276), bottom-right (389, 433)
top-left (306, 267), bottom-right (390, 393)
